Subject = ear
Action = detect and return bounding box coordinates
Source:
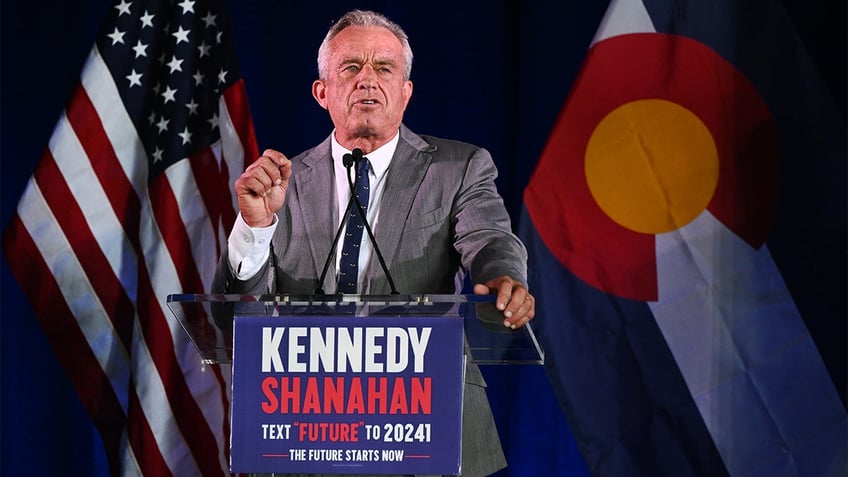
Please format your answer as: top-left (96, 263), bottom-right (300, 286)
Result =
top-left (312, 79), bottom-right (328, 109)
top-left (402, 80), bottom-right (413, 109)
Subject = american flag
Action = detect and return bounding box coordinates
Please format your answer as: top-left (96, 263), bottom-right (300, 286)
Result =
top-left (2, 0), bottom-right (257, 475)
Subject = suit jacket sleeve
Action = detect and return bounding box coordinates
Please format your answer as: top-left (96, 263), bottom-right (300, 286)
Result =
top-left (452, 145), bottom-right (528, 287)
top-left (210, 244), bottom-right (276, 330)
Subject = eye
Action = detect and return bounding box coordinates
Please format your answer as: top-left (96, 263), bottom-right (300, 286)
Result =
top-left (374, 62), bottom-right (395, 74)
top-left (339, 63), bottom-right (362, 77)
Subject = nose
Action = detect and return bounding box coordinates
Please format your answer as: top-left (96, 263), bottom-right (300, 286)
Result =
top-left (356, 65), bottom-right (378, 90)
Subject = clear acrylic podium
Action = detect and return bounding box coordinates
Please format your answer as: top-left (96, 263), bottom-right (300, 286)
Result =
top-left (167, 293), bottom-right (544, 366)
top-left (167, 293), bottom-right (543, 474)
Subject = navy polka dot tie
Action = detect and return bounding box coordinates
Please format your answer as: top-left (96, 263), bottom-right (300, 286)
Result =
top-left (337, 157), bottom-right (371, 294)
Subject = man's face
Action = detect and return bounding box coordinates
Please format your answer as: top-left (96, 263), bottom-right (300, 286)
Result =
top-left (313, 26), bottom-right (413, 147)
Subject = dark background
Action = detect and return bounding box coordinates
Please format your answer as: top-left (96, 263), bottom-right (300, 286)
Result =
top-left (1, 1), bottom-right (844, 475)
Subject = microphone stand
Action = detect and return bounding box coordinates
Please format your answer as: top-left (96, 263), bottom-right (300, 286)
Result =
top-left (314, 149), bottom-right (399, 295)
top-left (313, 154), bottom-right (357, 295)
top-left (345, 150), bottom-right (399, 295)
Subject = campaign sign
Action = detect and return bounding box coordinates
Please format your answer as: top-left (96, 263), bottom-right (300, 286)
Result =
top-left (230, 314), bottom-right (464, 475)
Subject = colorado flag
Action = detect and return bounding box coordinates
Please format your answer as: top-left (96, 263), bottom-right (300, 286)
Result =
top-left (521, 0), bottom-right (847, 475)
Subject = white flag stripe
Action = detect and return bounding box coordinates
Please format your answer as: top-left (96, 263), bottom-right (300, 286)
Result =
top-left (591, 0), bottom-right (654, 46)
top-left (83, 47), bottom-right (148, 198)
top-left (48, 111), bottom-right (140, 304)
top-left (165, 160), bottom-right (218, 291)
top-left (17, 177), bottom-right (132, 414)
top-left (119, 430), bottom-right (143, 477)
top-left (209, 139), bottom-right (235, 266)
top-left (132, 157), bottom-right (226, 476)
top-left (652, 211), bottom-right (847, 475)
top-left (140, 152), bottom-right (230, 473)
top-left (129, 314), bottom-right (199, 477)
top-left (181, 361), bottom-right (230, 473)
top-left (219, 93), bottom-right (249, 211)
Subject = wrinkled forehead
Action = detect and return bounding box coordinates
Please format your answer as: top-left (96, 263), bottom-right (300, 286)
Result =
top-left (328, 26), bottom-right (406, 65)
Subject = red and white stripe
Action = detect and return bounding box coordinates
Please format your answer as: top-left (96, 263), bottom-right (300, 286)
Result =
top-left (4, 39), bottom-right (257, 476)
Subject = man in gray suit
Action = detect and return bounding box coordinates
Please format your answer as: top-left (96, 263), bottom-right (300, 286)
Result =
top-left (213, 9), bottom-right (535, 477)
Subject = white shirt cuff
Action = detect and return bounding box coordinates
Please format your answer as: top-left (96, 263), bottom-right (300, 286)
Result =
top-left (227, 213), bottom-right (278, 280)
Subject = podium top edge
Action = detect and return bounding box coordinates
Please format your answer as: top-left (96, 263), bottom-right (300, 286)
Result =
top-left (166, 293), bottom-right (497, 304)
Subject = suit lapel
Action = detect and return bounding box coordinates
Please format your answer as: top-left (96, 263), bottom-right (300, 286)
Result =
top-left (294, 140), bottom-right (337, 289)
top-left (365, 127), bottom-right (435, 291)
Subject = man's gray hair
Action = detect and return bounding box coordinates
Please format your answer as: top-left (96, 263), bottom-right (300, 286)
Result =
top-left (317, 10), bottom-right (414, 81)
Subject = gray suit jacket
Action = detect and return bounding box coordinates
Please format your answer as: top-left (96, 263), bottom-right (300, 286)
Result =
top-left (214, 124), bottom-right (527, 476)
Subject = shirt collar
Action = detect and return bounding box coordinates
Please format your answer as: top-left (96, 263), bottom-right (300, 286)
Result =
top-left (330, 130), bottom-right (400, 179)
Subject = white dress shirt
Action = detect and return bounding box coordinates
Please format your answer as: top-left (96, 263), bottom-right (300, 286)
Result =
top-left (227, 130), bottom-right (399, 292)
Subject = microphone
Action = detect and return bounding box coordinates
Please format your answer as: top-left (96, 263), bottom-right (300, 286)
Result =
top-left (314, 154), bottom-right (358, 295)
top-left (342, 151), bottom-right (356, 168)
top-left (346, 148), bottom-right (399, 295)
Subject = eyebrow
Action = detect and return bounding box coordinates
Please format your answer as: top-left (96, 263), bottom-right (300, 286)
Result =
top-left (338, 53), bottom-right (399, 68)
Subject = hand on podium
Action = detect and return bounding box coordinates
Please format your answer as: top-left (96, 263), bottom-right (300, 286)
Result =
top-left (473, 275), bottom-right (535, 330)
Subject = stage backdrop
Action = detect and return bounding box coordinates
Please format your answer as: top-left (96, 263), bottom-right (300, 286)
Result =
top-left (1, 1), bottom-right (844, 476)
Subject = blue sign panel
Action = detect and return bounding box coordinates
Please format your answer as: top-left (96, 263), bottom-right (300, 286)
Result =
top-left (230, 315), bottom-right (464, 475)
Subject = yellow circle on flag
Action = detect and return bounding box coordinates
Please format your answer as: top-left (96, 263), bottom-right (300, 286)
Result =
top-left (584, 99), bottom-right (720, 234)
